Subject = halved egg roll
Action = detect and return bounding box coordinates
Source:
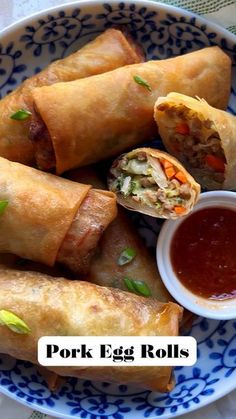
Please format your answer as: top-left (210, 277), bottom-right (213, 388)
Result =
top-left (30, 46), bottom-right (231, 174)
top-left (108, 147), bottom-right (200, 219)
top-left (0, 28), bottom-right (143, 165)
top-left (154, 92), bottom-right (236, 190)
top-left (68, 167), bottom-right (171, 300)
top-left (0, 157), bottom-right (117, 272)
top-left (0, 267), bottom-right (182, 392)
top-left (68, 167), bottom-right (194, 331)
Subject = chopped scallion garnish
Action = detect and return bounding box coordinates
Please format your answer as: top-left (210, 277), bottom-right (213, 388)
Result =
top-left (0, 310), bottom-right (31, 334)
top-left (118, 247), bottom-right (136, 266)
top-left (0, 200), bottom-right (8, 216)
top-left (10, 109), bottom-right (32, 120)
top-left (124, 278), bottom-right (152, 297)
top-left (133, 75), bottom-right (152, 92)
top-left (124, 277), bottom-right (137, 293)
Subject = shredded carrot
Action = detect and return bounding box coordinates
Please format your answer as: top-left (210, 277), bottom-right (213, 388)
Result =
top-left (175, 171), bottom-right (187, 183)
top-left (165, 166), bottom-right (176, 179)
top-left (174, 206), bottom-right (186, 214)
top-left (175, 123), bottom-right (189, 135)
top-left (205, 154), bottom-right (225, 173)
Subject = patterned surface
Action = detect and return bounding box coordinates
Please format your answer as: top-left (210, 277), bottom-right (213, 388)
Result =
top-left (0, 1), bottom-right (236, 419)
top-left (1, 318), bottom-right (236, 418)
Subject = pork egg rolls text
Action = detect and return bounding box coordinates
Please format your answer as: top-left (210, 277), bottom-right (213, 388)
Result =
top-left (0, 267), bottom-right (182, 392)
top-left (108, 147), bottom-right (200, 219)
top-left (154, 92), bottom-right (236, 190)
top-left (30, 46), bottom-right (231, 173)
top-left (0, 28), bottom-right (143, 165)
top-left (0, 157), bottom-right (117, 272)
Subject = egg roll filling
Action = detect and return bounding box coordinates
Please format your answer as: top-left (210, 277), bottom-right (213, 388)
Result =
top-left (110, 150), bottom-right (192, 217)
top-left (158, 103), bottom-right (226, 188)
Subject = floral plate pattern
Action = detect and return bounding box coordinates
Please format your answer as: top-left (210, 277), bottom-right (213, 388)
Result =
top-left (0, 1), bottom-right (236, 418)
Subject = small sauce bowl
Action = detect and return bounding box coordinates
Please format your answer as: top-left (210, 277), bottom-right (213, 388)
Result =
top-left (156, 191), bottom-right (236, 320)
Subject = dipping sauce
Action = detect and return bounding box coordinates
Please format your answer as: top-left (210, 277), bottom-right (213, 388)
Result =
top-left (171, 207), bottom-right (236, 300)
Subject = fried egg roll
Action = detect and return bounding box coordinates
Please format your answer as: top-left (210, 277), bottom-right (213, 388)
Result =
top-left (88, 209), bottom-right (171, 298)
top-left (30, 46), bottom-right (231, 174)
top-left (108, 147), bottom-right (200, 219)
top-left (0, 28), bottom-right (143, 165)
top-left (155, 92), bottom-right (236, 190)
top-left (0, 267), bottom-right (182, 392)
top-left (0, 157), bottom-right (117, 272)
top-left (68, 167), bottom-right (194, 331)
top-left (68, 167), bottom-right (171, 300)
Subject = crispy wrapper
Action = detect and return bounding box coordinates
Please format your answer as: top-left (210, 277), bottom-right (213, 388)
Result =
top-left (154, 92), bottom-right (236, 190)
top-left (0, 267), bottom-right (182, 392)
top-left (108, 147), bottom-right (200, 219)
top-left (0, 28), bottom-right (143, 165)
top-left (31, 47), bottom-right (231, 174)
top-left (57, 188), bottom-right (118, 274)
top-left (0, 157), bottom-right (117, 270)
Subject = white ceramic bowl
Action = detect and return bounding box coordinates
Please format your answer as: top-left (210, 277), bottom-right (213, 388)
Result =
top-left (157, 191), bottom-right (236, 320)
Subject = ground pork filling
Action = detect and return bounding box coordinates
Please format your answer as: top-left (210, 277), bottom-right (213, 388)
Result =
top-left (161, 104), bottom-right (225, 186)
top-left (111, 151), bottom-right (192, 216)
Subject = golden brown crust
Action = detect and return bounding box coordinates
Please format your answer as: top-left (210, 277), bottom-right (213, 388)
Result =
top-left (0, 157), bottom-right (90, 265)
top-left (57, 189), bottom-right (117, 274)
top-left (87, 207), bottom-right (172, 300)
top-left (0, 157), bottom-right (118, 270)
top-left (31, 46), bottom-right (231, 173)
top-left (0, 28), bottom-right (143, 165)
top-left (0, 267), bottom-right (182, 392)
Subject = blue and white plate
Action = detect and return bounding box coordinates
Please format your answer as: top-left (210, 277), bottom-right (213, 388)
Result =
top-left (0, 1), bottom-right (236, 418)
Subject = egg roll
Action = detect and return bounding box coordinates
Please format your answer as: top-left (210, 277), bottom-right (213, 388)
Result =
top-left (30, 46), bottom-right (231, 174)
top-left (0, 28), bottom-right (143, 165)
top-left (0, 157), bottom-right (117, 272)
top-left (155, 92), bottom-right (236, 190)
top-left (67, 168), bottom-right (194, 334)
top-left (108, 147), bottom-right (200, 219)
top-left (0, 267), bottom-right (182, 392)
top-left (68, 167), bottom-right (195, 332)
top-left (68, 166), bottom-right (171, 299)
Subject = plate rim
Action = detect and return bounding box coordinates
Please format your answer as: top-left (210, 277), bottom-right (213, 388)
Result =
top-left (0, 0), bottom-right (236, 45)
top-left (1, 368), bottom-right (236, 419)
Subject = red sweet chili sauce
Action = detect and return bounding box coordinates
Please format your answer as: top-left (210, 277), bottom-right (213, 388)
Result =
top-left (171, 207), bottom-right (236, 300)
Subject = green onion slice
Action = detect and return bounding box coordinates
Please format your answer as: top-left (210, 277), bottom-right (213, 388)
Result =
top-left (133, 75), bottom-right (152, 92)
top-left (124, 277), bottom-right (137, 293)
top-left (124, 278), bottom-right (152, 297)
top-left (118, 247), bottom-right (136, 266)
top-left (0, 310), bottom-right (31, 334)
top-left (0, 200), bottom-right (8, 216)
top-left (10, 109), bottom-right (32, 120)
